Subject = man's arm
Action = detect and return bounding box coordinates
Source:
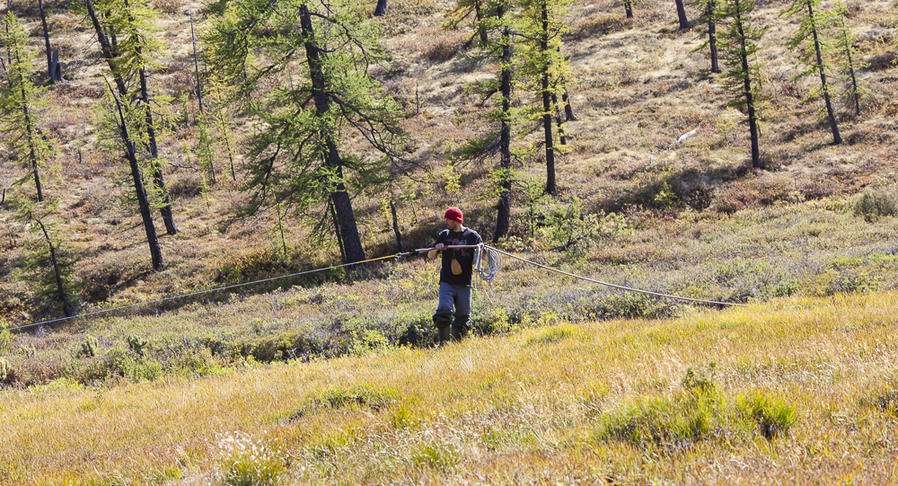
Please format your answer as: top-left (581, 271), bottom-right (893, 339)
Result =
top-left (428, 231), bottom-right (446, 260)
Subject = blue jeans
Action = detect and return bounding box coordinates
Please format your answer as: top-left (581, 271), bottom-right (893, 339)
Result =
top-left (437, 282), bottom-right (472, 318)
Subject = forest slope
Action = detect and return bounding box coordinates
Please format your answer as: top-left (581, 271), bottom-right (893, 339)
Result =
top-left (0, 0), bottom-right (896, 322)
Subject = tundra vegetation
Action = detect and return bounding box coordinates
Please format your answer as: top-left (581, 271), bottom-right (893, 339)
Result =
top-left (0, 0), bottom-right (897, 482)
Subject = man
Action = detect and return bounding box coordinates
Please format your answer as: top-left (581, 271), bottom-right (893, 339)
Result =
top-left (428, 207), bottom-right (483, 345)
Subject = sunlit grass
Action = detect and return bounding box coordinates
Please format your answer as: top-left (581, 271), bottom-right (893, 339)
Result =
top-left (2, 291), bottom-right (898, 483)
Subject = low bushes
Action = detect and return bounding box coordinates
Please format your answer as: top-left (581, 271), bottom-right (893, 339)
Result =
top-left (596, 366), bottom-right (797, 450)
top-left (853, 188), bottom-right (898, 223)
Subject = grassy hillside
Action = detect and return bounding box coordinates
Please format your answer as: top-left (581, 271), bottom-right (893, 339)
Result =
top-left (0, 0), bottom-right (897, 481)
top-left (0, 0), bottom-right (896, 322)
top-left (2, 292), bottom-right (898, 484)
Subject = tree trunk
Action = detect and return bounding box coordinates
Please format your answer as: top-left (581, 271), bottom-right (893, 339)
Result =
top-left (624, 0), bottom-right (633, 19)
top-left (36, 219), bottom-right (75, 317)
top-left (540, 2), bottom-right (557, 196)
top-left (12, 44), bottom-right (44, 202)
top-left (137, 54), bottom-right (178, 235)
top-left (37, 0), bottom-right (62, 83)
top-left (108, 82), bottom-right (164, 271)
top-left (807, 0), bottom-right (841, 144)
top-left (735, 5), bottom-right (760, 169)
top-left (561, 89), bottom-right (575, 121)
top-left (475, 0), bottom-right (488, 46)
top-left (707, 0), bottom-right (720, 73)
top-left (329, 199), bottom-right (346, 263)
top-left (841, 21), bottom-right (861, 116)
top-left (300, 4), bottom-right (365, 263)
top-left (374, 0), bottom-right (387, 16)
top-left (389, 199), bottom-right (404, 252)
top-left (552, 92), bottom-right (567, 146)
top-left (84, 0), bottom-right (128, 94)
top-left (275, 204), bottom-right (288, 257)
top-left (675, 0), bottom-right (690, 30)
top-left (494, 15), bottom-right (512, 242)
top-left (224, 126), bottom-right (236, 181)
top-left (191, 12), bottom-right (216, 184)
top-left (190, 12), bottom-right (205, 117)
top-left (87, 0), bottom-right (178, 234)
top-left (22, 102), bottom-right (43, 202)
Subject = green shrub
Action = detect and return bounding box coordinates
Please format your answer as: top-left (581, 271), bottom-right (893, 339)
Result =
top-left (474, 306), bottom-right (513, 335)
top-left (578, 293), bottom-right (675, 321)
top-left (389, 403), bottom-right (421, 429)
top-left (71, 347), bottom-right (163, 384)
top-left (126, 335), bottom-right (148, 356)
top-left (0, 357), bottom-right (12, 385)
top-left (290, 385), bottom-right (399, 420)
top-left (597, 368), bottom-right (796, 448)
top-left (853, 188), bottom-right (897, 222)
top-left (240, 331), bottom-right (321, 362)
top-left (540, 197), bottom-right (630, 253)
top-left (348, 329), bottom-right (390, 356)
top-left (0, 320), bottom-right (11, 354)
top-left (737, 392), bottom-right (797, 440)
top-left (169, 345), bottom-right (220, 377)
top-left (596, 390), bottom-right (723, 448)
top-left (76, 335), bottom-right (98, 358)
top-left (411, 443), bottom-right (459, 473)
top-left (682, 363), bottom-right (717, 395)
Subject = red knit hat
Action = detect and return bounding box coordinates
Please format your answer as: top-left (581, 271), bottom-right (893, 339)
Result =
top-left (444, 207), bottom-right (463, 223)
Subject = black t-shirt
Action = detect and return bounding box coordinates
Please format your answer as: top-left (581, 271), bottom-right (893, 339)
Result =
top-left (435, 227), bottom-right (483, 287)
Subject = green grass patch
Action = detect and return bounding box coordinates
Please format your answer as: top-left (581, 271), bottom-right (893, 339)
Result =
top-left (289, 385), bottom-right (400, 421)
top-left (596, 366), bottom-right (797, 449)
top-left (526, 325), bottom-right (581, 345)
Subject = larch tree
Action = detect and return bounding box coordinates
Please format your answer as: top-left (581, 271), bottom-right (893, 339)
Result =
top-left (623, 0), bottom-right (633, 19)
top-left (190, 11), bottom-right (216, 185)
top-left (13, 198), bottom-right (78, 318)
top-left (443, 0), bottom-right (516, 240)
top-left (832, 1), bottom-right (863, 117)
top-left (84, 0), bottom-right (178, 235)
top-left (206, 71), bottom-right (238, 182)
top-left (718, 0), bottom-right (765, 169)
top-left (517, 0), bottom-right (574, 196)
top-left (102, 80), bottom-right (165, 270)
top-left (0, 12), bottom-right (53, 202)
top-left (481, 0), bottom-right (515, 240)
top-left (205, 0), bottom-right (408, 264)
top-left (675, 0), bottom-right (691, 30)
top-left (447, 0), bottom-right (490, 47)
top-left (784, 0), bottom-right (842, 144)
top-left (691, 0), bottom-right (721, 73)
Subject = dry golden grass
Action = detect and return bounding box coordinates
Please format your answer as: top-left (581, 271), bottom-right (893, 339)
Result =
top-left (2, 291), bottom-right (898, 484)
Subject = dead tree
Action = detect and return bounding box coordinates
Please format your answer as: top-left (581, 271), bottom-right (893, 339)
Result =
top-left (37, 0), bottom-right (63, 82)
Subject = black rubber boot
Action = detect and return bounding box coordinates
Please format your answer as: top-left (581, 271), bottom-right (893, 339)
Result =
top-left (451, 315), bottom-right (472, 342)
top-left (433, 311), bottom-right (453, 347)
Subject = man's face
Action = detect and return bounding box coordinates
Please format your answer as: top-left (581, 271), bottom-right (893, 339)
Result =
top-left (445, 218), bottom-right (461, 231)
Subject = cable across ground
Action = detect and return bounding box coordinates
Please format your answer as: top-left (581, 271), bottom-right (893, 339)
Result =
top-left (5, 244), bottom-right (742, 333)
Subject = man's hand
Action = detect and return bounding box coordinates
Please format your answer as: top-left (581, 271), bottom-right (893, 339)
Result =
top-left (428, 243), bottom-right (445, 260)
